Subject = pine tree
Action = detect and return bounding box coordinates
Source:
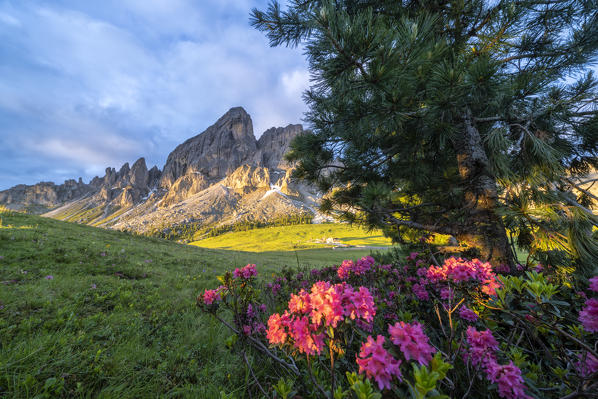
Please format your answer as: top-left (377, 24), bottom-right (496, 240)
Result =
top-left (251, 0), bottom-right (598, 271)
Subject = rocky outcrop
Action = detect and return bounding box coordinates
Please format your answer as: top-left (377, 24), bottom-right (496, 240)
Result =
top-left (0, 179), bottom-right (92, 211)
top-left (161, 172), bottom-right (209, 207)
top-left (222, 165), bottom-right (271, 193)
top-left (160, 107), bottom-right (257, 187)
top-left (255, 124), bottom-right (303, 169)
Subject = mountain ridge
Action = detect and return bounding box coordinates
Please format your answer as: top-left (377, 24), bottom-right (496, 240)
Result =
top-left (0, 107), bottom-right (327, 238)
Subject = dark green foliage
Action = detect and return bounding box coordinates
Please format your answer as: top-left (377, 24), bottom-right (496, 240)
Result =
top-left (251, 0), bottom-right (598, 273)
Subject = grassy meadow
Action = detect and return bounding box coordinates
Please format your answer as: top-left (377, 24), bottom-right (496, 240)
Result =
top-left (0, 209), bottom-right (390, 398)
top-left (190, 223), bottom-right (393, 252)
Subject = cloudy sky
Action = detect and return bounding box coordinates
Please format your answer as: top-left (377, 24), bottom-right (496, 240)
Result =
top-left (0, 0), bottom-right (310, 190)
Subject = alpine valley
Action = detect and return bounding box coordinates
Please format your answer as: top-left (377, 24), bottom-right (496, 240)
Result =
top-left (0, 107), bottom-right (327, 239)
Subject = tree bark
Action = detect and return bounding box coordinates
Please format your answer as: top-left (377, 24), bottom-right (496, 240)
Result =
top-left (454, 110), bottom-right (515, 266)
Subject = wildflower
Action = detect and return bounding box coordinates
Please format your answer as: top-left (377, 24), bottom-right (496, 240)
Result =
top-left (233, 264), bottom-right (257, 279)
top-left (202, 289), bottom-right (221, 305)
top-left (356, 335), bottom-right (402, 390)
top-left (485, 360), bottom-right (531, 399)
top-left (465, 326), bottom-right (498, 366)
top-left (579, 298), bottom-right (598, 333)
top-left (289, 315), bottom-right (323, 355)
top-left (91, 284), bottom-right (97, 289)
top-left (337, 260), bottom-right (354, 280)
top-left (458, 306), bottom-right (479, 322)
top-left (388, 321), bottom-right (435, 365)
top-left (45, 275), bottom-right (53, 280)
top-left (412, 283), bottom-right (429, 301)
top-left (440, 287), bottom-right (454, 301)
top-left (589, 276), bottom-right (598, 293)
top-left (288, 290), bottom-right (311, 314)
top-left (575, 352), bottom-right (598, 377)
top-left (243, 325), bottom-right (252, 335)
top-left (533, 264), bottom-right (543, 273)
top-left (344, 286), bottom-right (376, 323)
top-left (266, 312), bottom-right (290, 345)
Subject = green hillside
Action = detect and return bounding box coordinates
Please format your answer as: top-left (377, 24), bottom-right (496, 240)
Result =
top-left (0, 208), bottom-right (389, 398)
top-left (190, 223), bottom-right (393, 252)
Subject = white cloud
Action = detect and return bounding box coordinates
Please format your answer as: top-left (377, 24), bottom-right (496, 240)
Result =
top-left (0, 0), bottom-right (310, 189)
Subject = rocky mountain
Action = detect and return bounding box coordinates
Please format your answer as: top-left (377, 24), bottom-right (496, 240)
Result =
top-left (0, 107), bottom-right (326, 239)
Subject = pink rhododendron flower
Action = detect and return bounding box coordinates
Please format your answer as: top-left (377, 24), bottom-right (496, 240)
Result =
top-left (288, 290), bottom-right (311, 314)
top-left (485, 360), bottom-right (531, 399)
top-left (344, 286), bottom-right (376, 323)
top-left (266, 312), bottom-right (290, 345)
top-left (465, 326), bottom-right (499, 366)
top-left (425, 257), bottom-right (500, 296)
top-left (589, 276), bottom-right (598, 293)
top-left (356, 335), bottom-right (402, 390)
top-left (202, 289), bottom-right (221, 305)
top-left (412, 283), bottom-right (429, 301)
top-left (579, 298), bottom-right (598, 333)
top-left (337, 260), bottom-right (354, 280)
top-left (388, 321), bottom-right (435, 365)
top-left (440, 287), bottom-right (454, 301)
top-left (337, 256), bottom-right (375, 279)
top-left (289, 315), bottom-right (324, 355)
top-left (458, 306), bottom-right (479, 322)
top-left (233, 264), bottom-right (257, 279)
top-left (575, 352), bottom-right (598, 377)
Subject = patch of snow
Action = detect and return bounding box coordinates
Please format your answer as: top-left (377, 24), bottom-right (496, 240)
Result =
top-left (261, 184), bottom-right (288, 200)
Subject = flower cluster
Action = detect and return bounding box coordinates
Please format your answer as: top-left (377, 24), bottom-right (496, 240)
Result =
top-left (422, 257), bottom-right (500, 296)
top-left (233, 263), bottom-right (258, 279)
top-left (388, 321), bottom-right (435, 365)
top-left (575, 352), bottom-right (598, 377)
top-left (356, 335), bottom-right (402, 390)
top-left (337, 256), bottom-right (375, 279)
top-left (266, 281), bottom-right (376, 355)
top-left (201, 288), bottom-right (222, 305)
top-left (589, 276), bottom-right (598, 293)
top-left (465, 327), bottom-right (530, 399)
top-left (579, 297), bottom-right (598, 333)
top-left (458, 306), bottom-right (479, 322)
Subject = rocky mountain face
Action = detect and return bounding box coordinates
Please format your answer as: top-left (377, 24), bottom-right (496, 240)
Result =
top-left (1, 107), bottom-right (326, 238)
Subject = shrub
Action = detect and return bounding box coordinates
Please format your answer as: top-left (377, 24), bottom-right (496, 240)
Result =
top-left (198, 255), bottom-right (598, 398)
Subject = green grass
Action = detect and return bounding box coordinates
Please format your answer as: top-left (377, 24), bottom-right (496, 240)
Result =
top-left (190, 223), bottom-right (393, 252)
top-left (0, 210), bottom-right (388, 398)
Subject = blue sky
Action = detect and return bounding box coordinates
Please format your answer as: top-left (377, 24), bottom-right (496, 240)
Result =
top-left (0, 0), bottom-right (310, 190)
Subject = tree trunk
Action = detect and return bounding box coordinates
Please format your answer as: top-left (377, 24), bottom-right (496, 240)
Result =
top-left (454, 110), bottom-right (515, 267)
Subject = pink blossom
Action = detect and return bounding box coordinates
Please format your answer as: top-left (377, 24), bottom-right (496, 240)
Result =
top-left (575, 352), bottom-right (598, 377)
top-left (289, 315), bottom-right (323, 355)
top-left (202, 289), bottom-right (221, 305)
top-left (388, 321), bottom-right (435, 365)
top-left (356, 335), bottom-right (402, 390)
top-left (458, 306), bottom-right (479, 322)
top-left (465, 326), bottom-right (498, 366)
top-left (440, 287), bottom-right (454, 301)
top-left (588, 276), bottom-right (598, 293)
top-left (579, 298), bottom-right (598, 333)
top-left (344, 286), bottom-right (376, 323)
top-left (485, 360), bottom-right (531, 399)
top-left (337, 256), bottom-right (375, 279)
top-left (233, 264), bottom-right (257, 279)
top-left (412, 283), bottom-right (429, 300)
top-left (288, 290), bottom-right (311, 314)
top-left (266, 312), bottom-right (290, 345)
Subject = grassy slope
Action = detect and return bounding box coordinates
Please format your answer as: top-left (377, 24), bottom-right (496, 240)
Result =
top-left (0, 210), bottom-right (385, 398)
top-left (190, 223), bottom-right (393, 252)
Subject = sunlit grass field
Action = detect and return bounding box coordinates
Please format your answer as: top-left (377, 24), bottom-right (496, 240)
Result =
top-left (0, 209), bottom-right (389, 398)
top-left (190, 223), bottom-right (393, 252)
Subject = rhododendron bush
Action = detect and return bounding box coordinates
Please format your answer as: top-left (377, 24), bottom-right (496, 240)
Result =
top-left (198, 255), bottom-right (598, 398)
